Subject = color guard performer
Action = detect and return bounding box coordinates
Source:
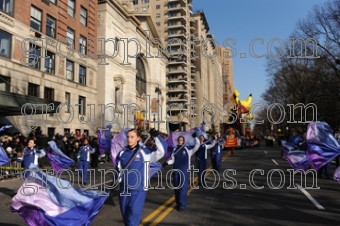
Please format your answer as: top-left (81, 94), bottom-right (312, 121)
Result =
top-left (196, 135), bottom-right (216, 186)
top-left (116, 128), bottom-right (166, 226)
top-left (163, 133), bottom-right (200, 212)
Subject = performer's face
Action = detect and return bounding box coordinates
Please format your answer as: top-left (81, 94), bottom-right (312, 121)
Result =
top-left (127, 131), bottom-right (140, 147)
top-left (28, 140), bottom-right (35, 148)
top-left (199, 135), bottom-right (204, 143)
top-left (177, 137), bottom-right (184, 146)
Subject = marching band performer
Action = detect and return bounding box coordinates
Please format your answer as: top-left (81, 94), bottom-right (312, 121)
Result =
top-left (163, 133), bottom-right (200, 212)
top-left (210, 133), bottom-right (225, 173)
top-left (20, 139), bottom-right (46, 179)
top-left (116, 128), bottom-right (166, 226)
top-left (77, 137), bottom-right (95, 185)
top-left (196, 135), bottom-right (216, 186)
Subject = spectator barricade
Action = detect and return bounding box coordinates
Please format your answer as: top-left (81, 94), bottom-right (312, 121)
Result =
top-left (0, 162), bottom-right (23, 179)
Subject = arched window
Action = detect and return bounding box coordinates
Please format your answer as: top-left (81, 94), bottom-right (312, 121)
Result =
top-left (136, 57), bottom-right (146, 96)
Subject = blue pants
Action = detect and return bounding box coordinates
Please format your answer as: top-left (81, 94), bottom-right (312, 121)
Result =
top-left (78, 160), bottom-right (89, 184)
top-left (173, 170), bottom-right (189, 209)
top-left (119, 190), bottom-right (146, 226)
top-left (211, 153), bottom-right (221, 172)
top-left (196, 159), bottom-right (206, 185)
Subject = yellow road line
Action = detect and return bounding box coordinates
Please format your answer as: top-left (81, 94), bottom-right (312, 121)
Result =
top-left (141, 151), bottom-right (231, 225)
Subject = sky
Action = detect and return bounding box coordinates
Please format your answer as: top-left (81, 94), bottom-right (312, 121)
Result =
top-left (193, 0), bottom-right (326, 105)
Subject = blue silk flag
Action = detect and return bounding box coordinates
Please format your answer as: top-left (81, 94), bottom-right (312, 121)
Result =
top-left (0, 124), bottom-right (12, 132)
top-left (110, 129), bottom-right (163, 179)
top-left (0, 143), bottom-right (10, 166)
top-left (11, 169), bottom-right (107, 226)
top-left (97, 125), bottom-right (112, 154)
top-left (284, 150), bottom-right (311, 171)
top-left (281, 140), bottom-right (297, 157)
top-left (306, 122), bottom-right (340, 170)
top-left (47, 141), bottom-right (75, 173)
top-left (165, 122), bottom-right (207, 160)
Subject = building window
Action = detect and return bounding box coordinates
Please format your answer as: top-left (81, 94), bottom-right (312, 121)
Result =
top-left (78, 96), bottom-right (86, 116)
top-left (83, 130), bottom-right (88, 137)
top-left (44, 87), bottom-right (54, 100)
top-left (46, 15), bottom-right (56, 38)
top-left (142, 0), bottom-right (149, 3)
top-left (66, 27), bottom-right (74, 48)
top-left (80, 6), bottom-right (87, 26)
top-left (28, 83), bottom-right (39, 97)
top-left (44, 51), bottom-right (55, 74)
top-left (156, 5), bottom-right (160, 9)
top-left (66, 60), bottom-right (74, 81)
top-left (47, 128), bottom-right (55, 139)
top-left (0, 30), bottom-right (11, 58)
top-left (141, 7), bottom-right (147, 12)
top-left (132, 0), bottom-right (138, 4)
top-left (156, 13), bottom-right (160, 18)
top-left (0, 75), bottom-right (10, 92)
top-left (156, 22), bottom-right (160, 26)
top-left (136, 57), bottom-right (146, 96)
top-left (79, 35), bottom-right (87, 54)
top-left (64, 128), bottom-right (70, 134)
top-left (49, 0), bottom-right (56, 4)
top-left (65, 92), bottom-right (70, 113)
top-left (28, 43), bottom-right (40, 69)
top-left (68, 0), bottom-right (75, 17)
top-left (79, 65), bottom-right (86, 85)
top-left (30, 6), bottom-right (42, 31)
top-left (0, 0), bottom-right (13, 15)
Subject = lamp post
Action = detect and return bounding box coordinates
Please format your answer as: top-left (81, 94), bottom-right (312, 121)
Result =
top-left (155, 85), bottom-right (162, 131)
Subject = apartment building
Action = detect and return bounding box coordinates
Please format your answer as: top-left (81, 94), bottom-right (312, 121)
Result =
top-left (191, 11), bottom-right (223, 133)
top-left (216, 46), bottom-right (235, 106)
top-left (132, 0), bottom-right (194, 131)
top-left (0, 0), bottom-right (98, 137)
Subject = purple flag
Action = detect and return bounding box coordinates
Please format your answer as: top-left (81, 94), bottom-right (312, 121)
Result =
top-left (97, 125), bottom-right (112, 154)
top-left (11, 170), bottom-right (107, 226)
top-left (284, 150), bottom-right (311, 171)
top-left (47, 141), bottom-right (75, 173)
top-left (165, 122), bottom-right (206, 160)
top-left (306, 122), bottom-right (340, 170)
top-left (111, 129), bottom-right (129, 168)
top-left (333, 166), bottom-right (340, 183)
top-left (111, 129), bottom-right (164, 179)
top-left (0, 143), bottom-right (10, 166)
top-left (281, 140), bottom-right (297, 157)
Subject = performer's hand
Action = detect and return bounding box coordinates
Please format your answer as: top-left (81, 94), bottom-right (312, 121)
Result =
top-left (149, 128), bottom-right (159, 138)
top-left (162, 162), bottom-right (168, 167)
top-left (192, 132), bottom-right (197, 138)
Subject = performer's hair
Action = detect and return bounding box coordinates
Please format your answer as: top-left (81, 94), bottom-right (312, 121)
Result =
top-left (27, 138), bottom-right (35, 144)
top-left (127, 128), bottom-right (141, 137)
top-left (177, 136), bottom-right (185, 143)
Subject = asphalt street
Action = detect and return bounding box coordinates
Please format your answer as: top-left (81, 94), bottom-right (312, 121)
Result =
top-left (1, 142), bottom-right (340, 226)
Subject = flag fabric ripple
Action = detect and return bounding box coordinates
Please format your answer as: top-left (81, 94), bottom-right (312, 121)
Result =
top-left (0, 143), bottom-right (10, 166)
top-left (165, 122), bottom-right (207, 160)
top-left (281, 140), bottom-right (297, 157)
top-left (284, 150), bottom-right (311, 171)
top-left (97, 125), bottom-right (112, 154)
top-left (47, 141), bottom-right (75, 173)
top-left (10, 169), bottom-right (107, 226)
top-left (110, 129), bottom-right (163, 179)
top-left (306, 122), bottom-right (340, 170)
top-left (333, 166), bottom-right (340, 183)
top-left (0, 124), bottom-right (12, 132)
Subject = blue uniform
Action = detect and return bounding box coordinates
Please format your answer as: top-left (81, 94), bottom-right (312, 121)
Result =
top-left (210, 138), bottom-right (225, 173)
top-left (167, 137), bottom-right (200, 210)
top-left (21, 147), bottom-right (46, 179)
top-left (77, 144), bottom-right (95, 184)
top-left (195, 140), bottom-right (216, 185)
top-left (116, 136), bottom-right (166, 226)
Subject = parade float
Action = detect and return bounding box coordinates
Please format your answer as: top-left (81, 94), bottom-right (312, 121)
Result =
top-left (223, 89), bottom-right (257, 148)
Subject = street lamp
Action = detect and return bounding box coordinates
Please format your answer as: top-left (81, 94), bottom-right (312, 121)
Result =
top-left (155, 85), bottom-right (162, 131)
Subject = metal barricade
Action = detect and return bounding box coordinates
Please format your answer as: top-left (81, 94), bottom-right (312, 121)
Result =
top-left (0, 162), bottom-right (23, 179)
